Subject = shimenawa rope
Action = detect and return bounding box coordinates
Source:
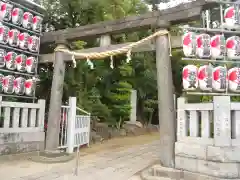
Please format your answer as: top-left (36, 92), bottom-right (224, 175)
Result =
top-left (54, 29), bottom-right (172, 68)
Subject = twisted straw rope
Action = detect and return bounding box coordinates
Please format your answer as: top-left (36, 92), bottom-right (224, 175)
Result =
top-left (54, 29), bottom-right (171, 60)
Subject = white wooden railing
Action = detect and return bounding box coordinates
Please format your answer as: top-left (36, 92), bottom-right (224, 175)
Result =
top-left (74, 115), bottom-right (91, 149)
top-left (59, 97), bottom-right (91, 153)
top-left (177, 96), bottom-right (240, 147)
top-left (0, 97), bottom-right (45, 133)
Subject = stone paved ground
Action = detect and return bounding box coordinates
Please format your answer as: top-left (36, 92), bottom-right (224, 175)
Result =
top-left (0, 141), bottom-right (159, 180)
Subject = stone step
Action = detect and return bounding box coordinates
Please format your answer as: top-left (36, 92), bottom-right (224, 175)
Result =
top-left (139, 164), bottom-right (184, 180)
top-left (140, 166), bottom-right (179, 180)
top-left (151, 164), bottom-right (183, 179)
top-left (141, 173), bottom-right (177, 180)
top-left (128, 175), bottom-right (143, 180)
top-left (129, 176), bottom-right (173, 180)
top-left (141, 164), bottom-right (240, 180)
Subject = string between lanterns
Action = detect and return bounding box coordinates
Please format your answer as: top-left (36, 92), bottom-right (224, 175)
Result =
top-left (54, 29), bottom-right (172, 68)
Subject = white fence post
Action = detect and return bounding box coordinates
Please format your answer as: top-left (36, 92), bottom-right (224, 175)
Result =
top-left (38, 99), bottom-right (46, 131)
top-left (177, 97), bottom-right (187, 140)
top-left (88, 114), bottom-right (91, 147)
top-left (67, 97), bottom-right (76, 153)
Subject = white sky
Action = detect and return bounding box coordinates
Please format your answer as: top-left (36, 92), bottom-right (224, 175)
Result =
top-left (147, 0), bottom-right (195, 11)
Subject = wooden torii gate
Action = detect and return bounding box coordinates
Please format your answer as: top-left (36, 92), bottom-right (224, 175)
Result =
top-left (40, 0), bottom-right (215, 168)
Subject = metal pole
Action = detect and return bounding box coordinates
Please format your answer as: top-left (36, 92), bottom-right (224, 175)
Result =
top-left (74, 145), bottom-right (80, 176)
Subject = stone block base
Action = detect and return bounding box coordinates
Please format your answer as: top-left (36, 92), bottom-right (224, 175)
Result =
top-left (175, 156), bottom-right (239, 178)
top-left (175, 142), bottom-right (240, 163)
top-left (175, 142), bottom-right (240, 179)
top-left (141, 164), bottom-right (240, 180)
top-left (0, 132), bottom-right (45, 156)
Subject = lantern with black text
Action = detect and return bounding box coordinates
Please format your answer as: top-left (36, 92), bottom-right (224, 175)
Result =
top-left (3, 75), bottom-right (14, 94)
top-left (198, 65), bottom-right (213, 91)
top-left (12, 7), bottom-right (24, 25)
top-left (182, 65), bottom-right (198, 91)
top-left (212, 66), bottom-right (227, 92)
top-left (8, 29), bottom-right (20, 47)
top-left (25, 78), bottom-right (36, 96)
top-left (182, 32), bottom-right (196, 57)
top-left (0, 24), bottom-right (9, 44)
top-left (5, 51), bottom-right (17, 70)
top-left (32, 16), bottom-right (42, 32)
top-left (0, 48), bottom-right (6, 68)
top-left (28, 36), bottom-right (39, 52)
top-left (228, 67), bottom-right (240, 92)
top-left (19, 32), bottom-right (30, 50)
top-left (26, 56), bottom-right (37, 74)
top-left (0, 1), bottom-right (13, 21)
top-left (14, 77), bottom-right (25, 95)
top-left (196, 33), bottom-right (211, 58)
top-left (223, 6), bottom-right (240, 30)
top-left (226, 36), bottom-right (240, 59)
top-left (22, 12), bottom-right (33, 29)
top-left (0, 74), bottom-right (4, 92)
top-left (15, 54), bottom-right (27, 72)
top-left (210, 34), bottom-right (225, 59)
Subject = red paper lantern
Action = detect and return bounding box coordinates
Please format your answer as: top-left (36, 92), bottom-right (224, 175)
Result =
top-left (228, 67), bottom-right (240, 92)
top-left (182, 65), bottom-right (198, 91)
top-left (25, 78), bottom-right (36, 96)
top-left (212, 66), bottom-right (227, 92)
top-left (182, 32), bottom-right (196, 57)
top-left (196, 33), bottom-right (211, 58)
top-left (14, 77), bottom-right (26, 95)
top-left (3, 75), bottom-right (15, 94)
top-left (198, 65), bottom-right (213, 91)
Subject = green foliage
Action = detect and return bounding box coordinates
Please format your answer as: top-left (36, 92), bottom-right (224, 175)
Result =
top-left (106, 62), bottom-right (133, 127)
top-left (231, 96), bottom-right (240, 102)
top-left (201, 96), bottom-right (213, 102)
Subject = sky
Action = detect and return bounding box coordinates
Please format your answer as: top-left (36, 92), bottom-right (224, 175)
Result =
top-left (146, 0), bottom-right (195, 10)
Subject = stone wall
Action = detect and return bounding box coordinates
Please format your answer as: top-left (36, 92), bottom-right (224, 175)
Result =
top-left (0, 132), bottom-right (45, 155)
top-left (0, 99), bottom-right (46, 156)
top-left (175, 96), bottom-right (240, 179)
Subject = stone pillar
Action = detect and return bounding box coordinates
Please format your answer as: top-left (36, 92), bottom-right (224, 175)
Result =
top-left (213, 96), bottom-right (231, 146)
top-left (100, 35), bottom-right (111, 47)
top-left (45, 41), bottom-right (67, 151)
top-left (130, 90), bottom-right (137, 123)
top-left (155, 27), bottom-right (176, 168)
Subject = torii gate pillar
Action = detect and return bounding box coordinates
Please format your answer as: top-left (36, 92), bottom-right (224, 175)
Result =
top-left (155, 26), bottom-right (176, 167)
top-left (45, 40), bottom-right (67, 151)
